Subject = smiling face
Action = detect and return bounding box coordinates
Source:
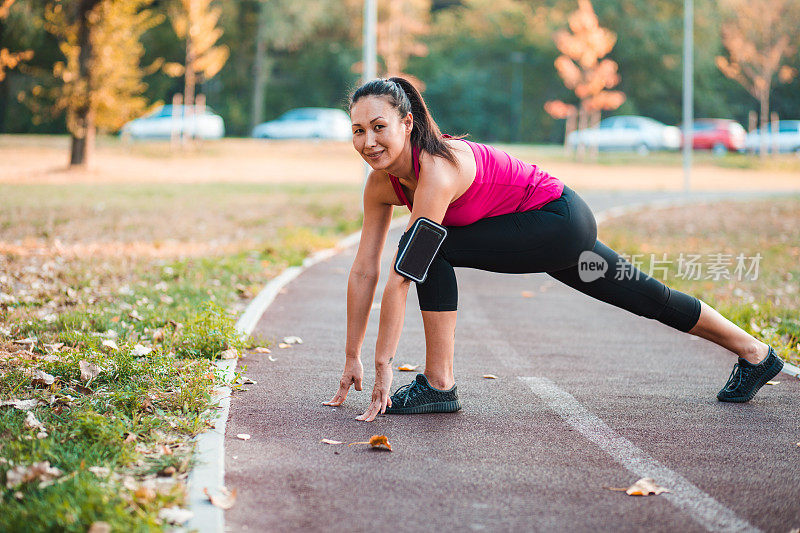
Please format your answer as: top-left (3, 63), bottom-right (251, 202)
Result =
top-left (350, 95), bottom-right (412, 171)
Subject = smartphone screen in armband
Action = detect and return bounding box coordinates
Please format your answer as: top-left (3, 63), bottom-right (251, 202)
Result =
top-left (394, 217), bottom-right (448, 283)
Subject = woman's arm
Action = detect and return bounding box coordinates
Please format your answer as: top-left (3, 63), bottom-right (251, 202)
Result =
top-left (355, 153), bottom-right (461, 421)
top-left (324, 171), bottom-right (393, 407)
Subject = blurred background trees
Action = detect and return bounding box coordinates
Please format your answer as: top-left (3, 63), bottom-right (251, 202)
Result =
top-left (1, 0), bottom-right (799, 143)
top-left (715, 0), bottom-right (799, 157)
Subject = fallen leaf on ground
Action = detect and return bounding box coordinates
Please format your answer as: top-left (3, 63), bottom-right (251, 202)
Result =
top-left (13, 337), bottom-right (37, 347)
top-left (278, 343), bottom-right (290, 349)
top-left (236, 434), bottom-right (251, 441)
top-left (79, 360), bottom-right (102, 382)
top-left (204, 486), bottom-right (237, 510)
top-left (134, 486), bottom-right (156, 503)
top-left (220, 348), bottom-right (238, 359)
top-left (24, 411), bottom-right (44, 430)
top-left (129, 310), bottom-right (143, 321)
top-left (251, 347), bottom-right (271, 354)
top-left (101, 339), bottom-right (119, 352)
top-left (88, 466), bottom-right (110, 478)
top-left (87, 522), bottom-right (111, 533)
top-left (132, 344), bottom-right (152, 357)
top-left (5, 461), bottom-right (63, 489)
top-left (766, 381), bottom-right (779, 385)
top-left (158, 466), bottom-right (177, 476)
top-left (43, 343), bottom-right (64, 353)
top-left (268, 355), bottom-right (277, 362)
top-left (348, 435), bottom-right (392, 451)
top-left (320, 439), bottom-right (344, 445)
top-left (397, 364), bottom-right (419, 371)
top-left (0, 399), bottom-right (44, 411)
top-left (282, 336), bottom-right (303, 345)
top-left (30, 370), bottom-right (55, 387)
top-left (152, 328), bottom-right (165, 343)
top-left (483, 374), bottom-right (499, 379)
top-left (158, 506), bottom-right (193, 525)
top-left (607, 477), bottom-right (669, 496)
top-left (521, 291), bottom-right (534, 298)
top-left (123, 433), bottom-right (137, 443)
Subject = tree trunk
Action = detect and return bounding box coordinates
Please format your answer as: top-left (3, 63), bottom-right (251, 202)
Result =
top-left (69, 0), bottom-right (101, 167)
top-left (758, 87), bottom-right (769, 158)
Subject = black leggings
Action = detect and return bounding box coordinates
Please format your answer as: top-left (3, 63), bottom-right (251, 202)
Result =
top-left (415, 185), bottom-right (702, 333)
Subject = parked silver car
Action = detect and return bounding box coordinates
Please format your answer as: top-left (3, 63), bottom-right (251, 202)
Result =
top-left (566, 115), bottom-right (681, 154)
top-left (252, 107), bottom-right (352, 140)
top-left (120, 105), bottom-right (225, 140)
top-left (744, 120), bottom-right (800, 153)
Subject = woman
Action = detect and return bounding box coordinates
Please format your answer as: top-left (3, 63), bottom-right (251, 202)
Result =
top-left (323, 77), bottom-right (784, 422)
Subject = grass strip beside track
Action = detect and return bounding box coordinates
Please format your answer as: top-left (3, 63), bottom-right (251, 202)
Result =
top-left (0, 182), bottom-right (372, 531)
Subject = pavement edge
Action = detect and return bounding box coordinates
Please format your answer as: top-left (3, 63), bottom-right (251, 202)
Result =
top-left (185, 214), bottom-right (410, 532)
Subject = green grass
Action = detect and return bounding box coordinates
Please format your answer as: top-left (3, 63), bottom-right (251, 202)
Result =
top-left (0, 182), bottom-right (368, 530)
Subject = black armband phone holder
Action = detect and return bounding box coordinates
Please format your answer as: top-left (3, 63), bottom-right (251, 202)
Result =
top-left (394, 217), bottom-right (448, 283)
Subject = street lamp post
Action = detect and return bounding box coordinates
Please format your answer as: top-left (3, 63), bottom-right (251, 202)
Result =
top-left (682, 0), bottom-right (693, 195)
top-left (361, 0), bottom-right (377, 194)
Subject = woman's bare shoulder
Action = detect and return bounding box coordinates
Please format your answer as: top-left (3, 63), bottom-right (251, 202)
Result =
top-left (366, 169), bottom-right (404, 206)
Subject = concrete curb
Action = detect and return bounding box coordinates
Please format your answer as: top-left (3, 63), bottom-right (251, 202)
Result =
top-left (185, 190), bottom-right (798, 531)
top-left (185, 214), bottom-right (410, 533)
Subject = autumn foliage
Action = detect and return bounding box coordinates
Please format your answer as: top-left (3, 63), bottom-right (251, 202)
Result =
top-left (715, 0), bottom-right (799, 156)
top-left (545, 0), bottom-right (625, 153)
top-left (0, 0), bottom-right (33, 82)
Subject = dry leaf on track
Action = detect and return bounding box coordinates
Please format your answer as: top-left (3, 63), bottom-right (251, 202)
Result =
top-left (79, 360), bottom-right (102, 382)
top-left (397, 364), bottom-right (419, 371)
top-left (607, 477), bottom-right (669, 496)
top-left (278, 343), bottom-right (290, 349)
top-left (766, 381), bottom-right (779, 385)
top-left (282, 336), bottom-right (303, 345)
top-left (204, 486), bottom-right (237, 509)
top-left (521, 291), bottom-right (534, 298)
top-left (348, 435), bottom-right (392, 451)
top-left (236, 434), bottom-right (251, 441)
top-left (251, 347), bottom-right (271, 354)
top-left (482, 374), bottom-right (499, 379)
top-left (320, 439), bottom-right (344, 445)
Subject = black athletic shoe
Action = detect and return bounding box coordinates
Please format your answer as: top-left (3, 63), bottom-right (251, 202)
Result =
top-left (385, 373), bottom-right (462, 414)
top-left (717, 346), bottom-right (784, 403)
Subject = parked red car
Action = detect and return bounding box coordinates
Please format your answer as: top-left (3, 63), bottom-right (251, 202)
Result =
top-left (682, 119), bottom-right (746, 153)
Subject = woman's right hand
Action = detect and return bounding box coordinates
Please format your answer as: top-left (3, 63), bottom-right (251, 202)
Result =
top-left (323, 357), bottom-right (364, 406)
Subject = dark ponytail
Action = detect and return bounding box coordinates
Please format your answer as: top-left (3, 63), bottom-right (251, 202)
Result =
top-left (348, 76), bottom-right (465, 166)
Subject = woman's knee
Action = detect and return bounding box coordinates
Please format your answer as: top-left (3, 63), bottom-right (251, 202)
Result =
top-left (415, 253), bottom-right (458, 311)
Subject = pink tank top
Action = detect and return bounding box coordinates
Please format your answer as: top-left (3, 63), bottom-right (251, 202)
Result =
top-left (388, 137), bottom-right (564, 226)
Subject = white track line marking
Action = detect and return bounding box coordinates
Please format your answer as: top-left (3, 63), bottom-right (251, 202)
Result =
top-left (520, 377), bottom-right (760, 533)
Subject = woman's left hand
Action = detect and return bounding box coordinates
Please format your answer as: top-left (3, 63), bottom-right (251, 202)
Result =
top-left (355, 364), bottom-right (393, 422)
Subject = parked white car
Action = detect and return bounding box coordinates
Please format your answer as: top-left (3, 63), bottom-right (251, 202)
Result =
top-left (120, 105), bottom-right (224, 140)
top-left (744, 120), bottom-right (800, 153)
top-left (252, 107), bottom-right (352, 140)
top-left (566, 115), bottom-right (681, 154)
